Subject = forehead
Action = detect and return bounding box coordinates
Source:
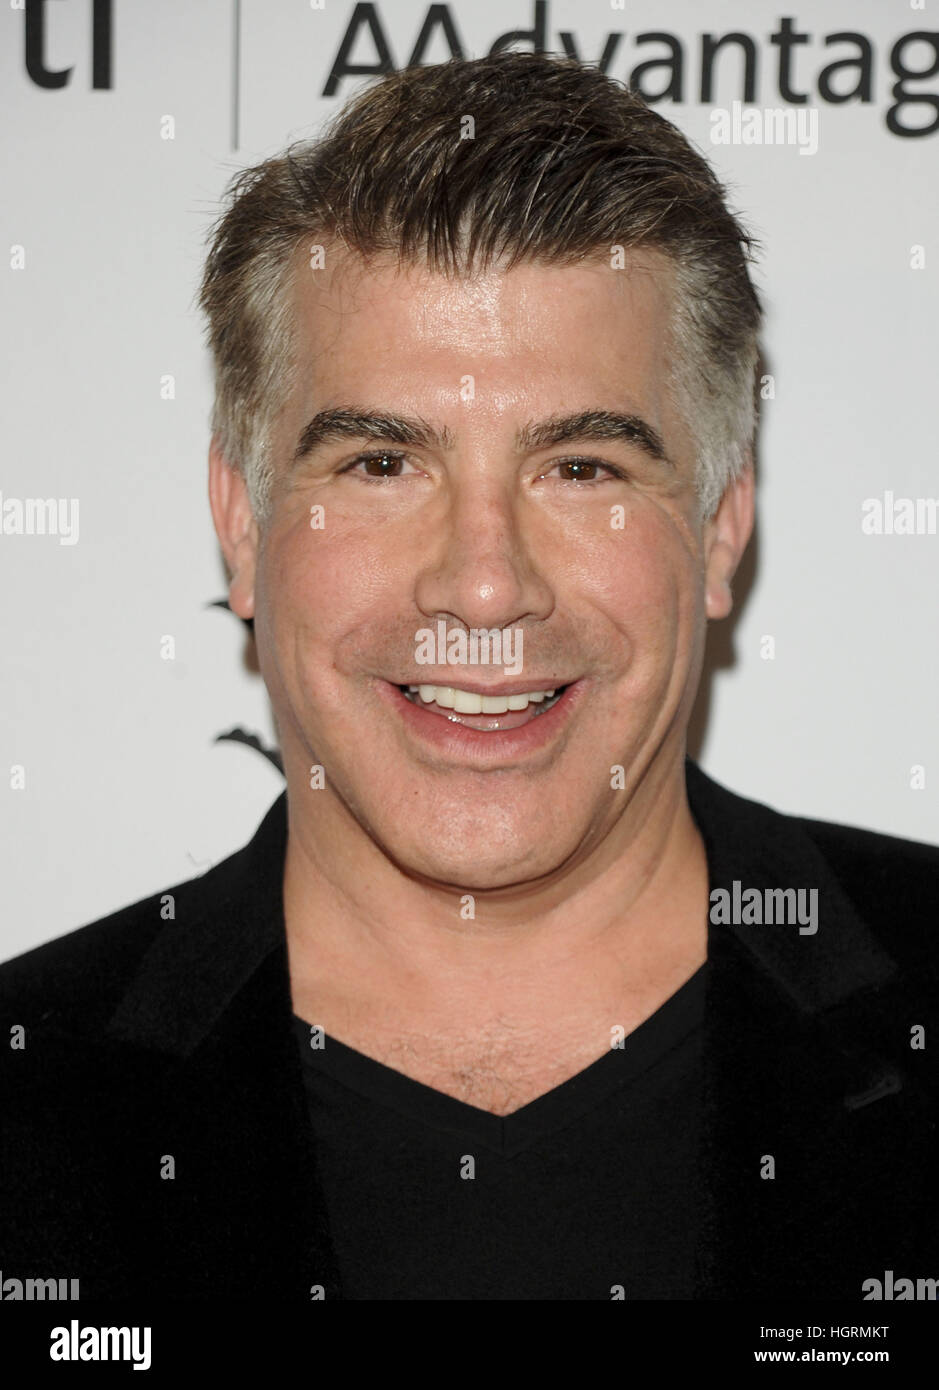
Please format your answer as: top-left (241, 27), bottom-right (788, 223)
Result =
top-left (288, 241), bottom-right (675, 353)
top-left (279, 243), bottom-right (688, 462)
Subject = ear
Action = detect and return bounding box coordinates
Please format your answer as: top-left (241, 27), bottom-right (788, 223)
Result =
top-left (704, 460), bottom-right (755, 621)
top-left (208, 435), bottom-right (259, 621)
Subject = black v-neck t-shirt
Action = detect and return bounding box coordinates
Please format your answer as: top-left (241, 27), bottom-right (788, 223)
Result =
top-left (290, 963), bottom-right (706, 1300)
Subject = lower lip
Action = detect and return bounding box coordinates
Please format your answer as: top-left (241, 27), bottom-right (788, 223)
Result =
top-left (377, 680), bottom-right (587, 765)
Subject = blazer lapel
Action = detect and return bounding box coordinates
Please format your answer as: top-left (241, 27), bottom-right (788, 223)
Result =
top-left (687, 762), bottom-right (937, 1299)
top-left (101, 793), bottom-right (343, 1299)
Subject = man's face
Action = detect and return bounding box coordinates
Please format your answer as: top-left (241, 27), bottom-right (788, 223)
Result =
top-left (220, 248), bottom-right (747, 890)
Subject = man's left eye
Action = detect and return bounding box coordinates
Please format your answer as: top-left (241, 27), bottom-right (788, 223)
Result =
top-left (343, 451), bottom-right (412, 478)
top-left (547, 458), bottom-right (628, 483)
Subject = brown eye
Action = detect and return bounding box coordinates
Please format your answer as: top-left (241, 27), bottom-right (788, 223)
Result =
top-left (360, 452), bottom-right (404, 477)
top-left (341, 450), bottom-right (411, 478)
top-left (559, 460), bottom-right (600, 481)
top-left (550, 458), bottom-right (628, 483)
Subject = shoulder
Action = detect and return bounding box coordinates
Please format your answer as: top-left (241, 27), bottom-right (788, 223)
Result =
top-left (0, 847), bottom-right (243, 1035)
top-left (794, 810), bottom-right (939, 888)
top-left (688, 759), bottom-right (939, 972)
top-left (0, 792), bottom-right (287, 1036)
top-left (792, 811), bottom-right (939, 963)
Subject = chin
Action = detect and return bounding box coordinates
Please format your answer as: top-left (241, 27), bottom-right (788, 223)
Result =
top-left (382, 806), bottom-right (586, 893)
top-left (405, 845), bottom-right (562, 893)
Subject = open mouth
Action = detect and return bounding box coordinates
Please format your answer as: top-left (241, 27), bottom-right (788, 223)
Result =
top-left (397, 683), bottom-right (570, 732)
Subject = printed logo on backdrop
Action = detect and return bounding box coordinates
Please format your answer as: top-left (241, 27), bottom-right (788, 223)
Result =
top-left (18, 2), bottom-right (939, 143)
top-left (323, 4), bottom-right (939, 139)
top-left (20, 0), bottom-right (112, 89)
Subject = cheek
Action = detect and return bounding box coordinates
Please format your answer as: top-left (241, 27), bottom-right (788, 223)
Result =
top-left (258, 516), bottom-right (408, 702)
top-left (263, 515), bottom-right (384, 632)
top-left (572, 504), bottom-right (698, 638)
top-left (255, 524), bottom-right (338, 699)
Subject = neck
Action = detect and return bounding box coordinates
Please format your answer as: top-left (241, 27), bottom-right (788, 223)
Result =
top-left (282, 752), bottom-right (709, 1033)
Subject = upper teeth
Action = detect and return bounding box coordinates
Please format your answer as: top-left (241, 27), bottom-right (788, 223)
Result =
top-left (407, 685), bottom-right (557, 715)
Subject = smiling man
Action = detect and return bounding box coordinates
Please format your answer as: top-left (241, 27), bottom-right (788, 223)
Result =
top-left (2, 53), bottom-right (938, 1305)
top-left (220, 244), bottom-right (734, 1125)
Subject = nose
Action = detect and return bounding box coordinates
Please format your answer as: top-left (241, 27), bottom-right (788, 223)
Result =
top-left (413, 466), bottom-right (554, 632)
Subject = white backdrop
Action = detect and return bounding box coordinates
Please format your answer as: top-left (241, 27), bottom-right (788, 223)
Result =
top-left (2, 0), bottom-right (937, 959)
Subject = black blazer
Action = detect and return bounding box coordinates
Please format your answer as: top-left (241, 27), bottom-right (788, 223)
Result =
top-left (2, 760), bottom-right (937, 1300)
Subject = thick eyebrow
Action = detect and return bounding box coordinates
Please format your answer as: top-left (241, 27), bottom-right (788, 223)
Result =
top-left (292, 406), bottom-right (670, 466)
top-left (293, 408), bottom-right (454, 462)
top-left (516, 410), bottom-right (670, 465)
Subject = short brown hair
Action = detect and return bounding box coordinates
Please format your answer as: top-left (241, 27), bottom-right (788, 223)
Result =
top-left (199, 51), bottom-right (762, 521)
